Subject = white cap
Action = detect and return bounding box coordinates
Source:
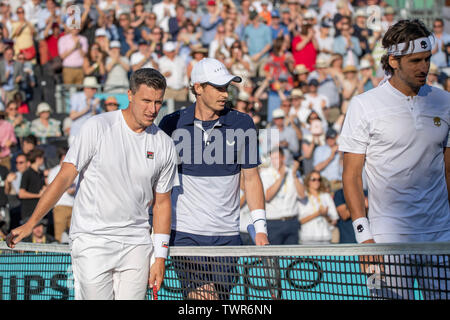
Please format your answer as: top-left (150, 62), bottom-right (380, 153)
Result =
top-left (110, 40), bottom-right (121, 49)
top-left (36, 102), bottom-right (51, 115)
top-left (272, 108), bottom-right (285, 119)
top-left (83, 76), bottom-right (99, 88)
top-left (95, 28), bottom-right (107, 37)
top-left (190, 58), bottom-right (242, 87)
top-left (163, 41), bottom-right (176, 52)
top-left (359, 59), bottom-right (371, 70)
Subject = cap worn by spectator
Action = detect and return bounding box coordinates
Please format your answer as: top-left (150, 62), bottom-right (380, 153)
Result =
top-left (343, 65), bottom-right (358, 73)
top-left (304, 10), bottom-right (316, 20)
top-left (384, 6), bottom-right (395, 15)
top-left (237, 91), bottom-right (250, 103)
top-left (429, 63), bottom-right (439, 76)
top-left (355, 8), bottom-right (367, 18)
top-left (138, 39), bottom-right (149, 46)
top-left (189, 0), bottom-right (198, 5)
top-left (191, 45), bottom-right (208, 57)
top-left (272, 108), bottom-right (285, 119)
top-left (308, 79), bottom-right (319, 87)
top-left (207, 0), bottom-right (216, 6)
top-left (190, 58), bottom-right (242, 87)
top-left (294, 64), bottom-right (309, 75)
top-left (290, 89), bottom-right (304, 99)
top-left (315, 58), bottom-right (329, 69)
top-left (83, 76), bottom-right (100, 88)
top-left (163, 41), bottom-right (176, 52)
top-left (110, 40), bottom-right (121, 49)
top-left (249, 10), bottom-right (258, 20)
top-left (36, 102), bottom-right (52, 116)
top-left (326, 128), bottom-right (338, 139)
top-left (271, 10), bottom-right (280, 18)
top-left (95, 28), bottom-right (108, 38)
top-left (359, 59), bottom-right (372, 70)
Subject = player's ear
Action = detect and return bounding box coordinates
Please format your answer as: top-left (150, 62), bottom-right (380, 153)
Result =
top-left (127, 89), bottom-right (133, 103)
top-left (388, 55), bottom-right (399, 71)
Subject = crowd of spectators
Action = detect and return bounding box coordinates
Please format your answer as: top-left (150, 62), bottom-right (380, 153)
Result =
top-left (0, 0), bottom-right (449, 245)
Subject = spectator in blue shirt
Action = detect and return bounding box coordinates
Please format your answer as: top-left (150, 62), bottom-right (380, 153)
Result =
top-left (313, 128), bottom-right (342, 192)
top-left (333, 22), bottom-right (362, 67)
top-left (269, 10), bottom-right (289, 42)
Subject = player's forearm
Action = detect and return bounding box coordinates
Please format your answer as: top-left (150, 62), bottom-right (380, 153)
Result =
top-left (342, 168), bottom-right (366, 221)
top-left (445, 148), bottom-right (450, 203)
top-left (152, 194), bottom-right (172, 235)
top-left (243, 171), bottom-right (265, 211)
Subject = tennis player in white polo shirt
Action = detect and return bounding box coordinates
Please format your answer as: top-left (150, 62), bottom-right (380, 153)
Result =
top-left (7, 69), bottom-right (178, 300)
top-left (340, 20), bottom-right (450, 299)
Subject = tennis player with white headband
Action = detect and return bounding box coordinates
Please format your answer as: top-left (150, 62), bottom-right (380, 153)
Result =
top-left (340, 19), bottom-right (450, 299)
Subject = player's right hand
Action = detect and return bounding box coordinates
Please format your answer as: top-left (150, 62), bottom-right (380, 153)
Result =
top-left (6, 224), bottom-right (33, 249)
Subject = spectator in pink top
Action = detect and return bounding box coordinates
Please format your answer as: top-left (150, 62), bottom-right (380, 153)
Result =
top-left (57, 27), bottom-right (88, 85)
top-left (0, 111), bottom-right (17, 170)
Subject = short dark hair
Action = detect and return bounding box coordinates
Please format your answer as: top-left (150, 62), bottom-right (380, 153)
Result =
top-left (381, 19), bottom-right (432, 75)
top-left (23, 134), bottom-right (38, 146)
top-left (27, 148), bottom-right (45, 164)
top-left (57, 147), bottom-right (69, 160)
top-left (129, 68), bottom-right (167, 94)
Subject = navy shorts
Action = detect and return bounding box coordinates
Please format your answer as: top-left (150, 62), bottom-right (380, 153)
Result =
top-left (169, 230), bottom-right (242, 299)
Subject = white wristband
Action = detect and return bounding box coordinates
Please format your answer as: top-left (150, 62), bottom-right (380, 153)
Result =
top-left (352, 217), bottom-right (373, 243)
top-left (153, 233), bottom-right (170, 259)
top-left (250, 209), bottom-right (268, 235)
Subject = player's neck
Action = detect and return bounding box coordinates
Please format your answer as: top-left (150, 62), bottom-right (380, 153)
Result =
top-left (389, 75), bottom-right (421, 97)
top-left (194, 103), bottom-right (220, 121)
top-left (121, 109), bottom-right (147, 133)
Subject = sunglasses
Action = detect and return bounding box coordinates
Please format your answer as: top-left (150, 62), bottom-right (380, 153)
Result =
top-left (105, 103), bottom-right (119, 106)
top-left (310, 177), bottom-right (321, 182)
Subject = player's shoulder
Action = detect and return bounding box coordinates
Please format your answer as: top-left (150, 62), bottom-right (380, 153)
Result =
top-left (84, 110), bottom-right (121, 132)
top-left (222, 107), bottom-right (255, 129)
top-left (421, 84), bottom-right (450, 104)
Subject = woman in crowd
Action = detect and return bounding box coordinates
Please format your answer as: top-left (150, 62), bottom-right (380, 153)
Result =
top-left (83, 42), bottom-right (106, 85)
top-left (298, 170), bottom-right (339, 244)
top-left (5, 100), bottom-right (30, 142)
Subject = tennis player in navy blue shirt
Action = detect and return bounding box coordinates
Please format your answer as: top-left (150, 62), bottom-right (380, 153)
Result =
top-left (159, 58), bottom-right (269, 299)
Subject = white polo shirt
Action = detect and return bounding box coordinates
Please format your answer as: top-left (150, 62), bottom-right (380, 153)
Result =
top-left (64, 110), bottom-right (178, 245)
top-left (339, 81), bottom-right (450, 236)
top-left (260, 166), bottom-right (302, 220)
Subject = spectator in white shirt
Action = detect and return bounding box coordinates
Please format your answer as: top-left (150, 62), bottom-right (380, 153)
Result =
top-left (157, 41), bottom-right (188, 101)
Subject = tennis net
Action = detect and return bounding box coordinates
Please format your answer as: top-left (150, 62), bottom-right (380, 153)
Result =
top-left (0, 241), bottom-right (449, 300)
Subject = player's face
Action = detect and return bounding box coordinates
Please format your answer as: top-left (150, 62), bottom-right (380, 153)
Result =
top-left (127, 85), bottom-right (164, 131)
top-left (393, 51), bottom-right (431, 90)
top-left (196, 83), bottom-right (229, 113)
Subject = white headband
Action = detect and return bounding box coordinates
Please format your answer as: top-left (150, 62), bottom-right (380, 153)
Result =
top-left (387, 37), bottom-right (432, 56)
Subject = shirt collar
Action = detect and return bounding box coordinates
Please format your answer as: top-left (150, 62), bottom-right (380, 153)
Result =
top-left (178, 103), bottom-right (234, 127)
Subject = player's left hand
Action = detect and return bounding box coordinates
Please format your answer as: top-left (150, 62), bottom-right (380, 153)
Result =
top-left (255, 232), bottom-right (269, 246)
top-left (148, 258), bottom-right (165, 292)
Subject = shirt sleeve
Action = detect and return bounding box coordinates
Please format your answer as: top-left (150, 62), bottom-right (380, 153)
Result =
top-left (64, 117), bottom-right (101, 172)
top-left (155, 138), bottom-right (179, 194)
top-left (239, 114), bottom-right (261, 169)
top-left (338, 96), bottom-right (370, 154)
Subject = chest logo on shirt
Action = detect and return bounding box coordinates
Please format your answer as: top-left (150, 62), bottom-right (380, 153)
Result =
top-left (433, 117), bottom-right (441, 127)
top-left (146, 151), bottom-right (154, 159)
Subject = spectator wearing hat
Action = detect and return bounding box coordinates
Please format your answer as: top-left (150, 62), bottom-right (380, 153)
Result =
top-left (315, 19), bottom-right (334, 63)
top-left (310, 58), bottom-right (341, 118)
top-left (352, 8), bottom-right (373, 57)
top-left (288, 88), bottom-right (307, 125)
top-left (57, 25), bottom-right (88, 85)
top-left (103, 96), bottom-right (119, 112)
top-left (0, 110), bottom-right (17, 170)
top-left (304, 78), bottom-right (329, 132)
top-left (381, 6), bottom-right (397, 34)
top-left (243, 9), bottom-right (272, 77)
top-left (258, 0), bottom-right (272, 26)
top-left (104, 40), bottom-right (130, 93)
top-left (152, 0), bottom-right (176, 33)
top-left (261, 108), bottom-right (299, 166)
top-left (313, 127), bottom-right (342, 193)
top-left (130, 38), bottom-right (158, 72)
top-left (270, 10), bottom-right (289, 43)
top-left (427, 63), bottom-right (444, 90)
top-left (292, 64), bottom-right (310, 89)
top-left (94, 28), bottom-right (110, 54)
top-left (68, 76), bottom-right (101, 145)
top-left (187, 45), bottom-right (208, 84)
top-left (0, 46), bottom-right (26, 105)
top-left (30, 102), bottom-right (61, 144)
top-left (199, 0), bottom-right (223, 48)
top-left (341, 64), bottom-right (359, 114)
top-left (358, 59), bottom-right (379, 93)
top-left (158, 41), bottom-right (188, 101)
top-left (22, 218), bottom-right (55, 244)
top-left (333, 21), bottom-right (361, 67)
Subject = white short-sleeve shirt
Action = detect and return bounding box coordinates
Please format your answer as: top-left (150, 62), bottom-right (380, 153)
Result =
top-left (64, 110), bottom-right (178, 245)
top-left (339, 81), bottom-right (450, 236)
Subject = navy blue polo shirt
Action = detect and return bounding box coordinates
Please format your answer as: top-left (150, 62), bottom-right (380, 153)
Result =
top-left (159, 104), bottom-right (260, 236)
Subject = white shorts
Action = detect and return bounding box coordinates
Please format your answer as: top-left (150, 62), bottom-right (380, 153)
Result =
top-left (71, 234), bottom-right (152, 300)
